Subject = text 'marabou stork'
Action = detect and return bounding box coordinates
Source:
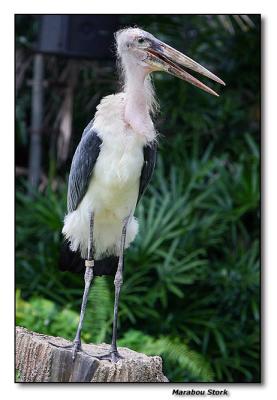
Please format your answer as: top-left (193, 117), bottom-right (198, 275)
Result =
top-left (56, 27), bottom-right (225, 362)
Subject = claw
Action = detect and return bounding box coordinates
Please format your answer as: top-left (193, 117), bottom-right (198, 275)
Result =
top-left (48, 340), bottom-right (85, 361)
top-left (49, 341), bottom-right (73, 350)
top-left (96, 349), bottom-right (123, 363)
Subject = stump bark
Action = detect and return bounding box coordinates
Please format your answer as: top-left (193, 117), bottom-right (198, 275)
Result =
top-left (16, 326), bottom-right (168, 383)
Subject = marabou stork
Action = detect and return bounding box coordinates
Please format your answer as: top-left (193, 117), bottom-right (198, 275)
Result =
top-left (56, 27), bottom-right (225, 362)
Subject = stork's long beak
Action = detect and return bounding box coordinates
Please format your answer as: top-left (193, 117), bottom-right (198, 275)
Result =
top-left (146, 40), bottom-right (225, 96)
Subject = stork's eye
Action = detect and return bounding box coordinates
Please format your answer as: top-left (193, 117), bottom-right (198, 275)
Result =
top-left (137, 37), bottom-right (145, 44)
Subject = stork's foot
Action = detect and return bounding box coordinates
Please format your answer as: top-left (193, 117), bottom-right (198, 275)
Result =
top-left (49, 339), bottom-right (91, 361)
top-left (96, 349), bottom-right (123, 363)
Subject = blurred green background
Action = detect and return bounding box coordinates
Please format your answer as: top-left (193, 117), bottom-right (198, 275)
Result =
top-left (16, 15), bottom-right (260, 382)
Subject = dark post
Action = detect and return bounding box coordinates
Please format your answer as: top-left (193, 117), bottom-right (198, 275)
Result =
top-left (28, 53), bottom-right (44, 191)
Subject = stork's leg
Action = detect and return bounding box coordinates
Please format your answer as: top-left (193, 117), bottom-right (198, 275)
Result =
top-left (70, 266), bottom-right (94, 360)
top-left (69, 212), bottom-right (95, 359)
top-left (97, 216), bottom-right (129, 363)
top-left (49, 212), bottom-right (95, 360)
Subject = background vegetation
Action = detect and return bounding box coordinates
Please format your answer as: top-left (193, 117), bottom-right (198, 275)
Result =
top-left (16, 15), bottom-right (260, 382)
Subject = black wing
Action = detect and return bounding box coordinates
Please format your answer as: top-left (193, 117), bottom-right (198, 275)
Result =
top-left (67, 128), bottom-right (102, 212)
top-left (137, 141), bottom-right (157, 205)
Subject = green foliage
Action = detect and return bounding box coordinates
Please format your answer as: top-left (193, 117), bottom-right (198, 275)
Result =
top-left (16, 289), bottom-right (79, 339)
top-left (16, 15), bottom-right (260, 383)
top-left (118, 330), bottom-right (214, 382)
top-left (16, 182), bottom-right (83, 307)
top-left (16, 370), bottom-right (21, 382)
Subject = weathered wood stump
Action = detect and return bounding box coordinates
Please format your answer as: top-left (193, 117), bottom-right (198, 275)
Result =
top-left (16, 326), bottom-right (168, 383)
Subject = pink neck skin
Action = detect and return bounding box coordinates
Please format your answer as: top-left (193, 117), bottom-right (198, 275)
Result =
top-left (123, 64), bottom-right (155, 141)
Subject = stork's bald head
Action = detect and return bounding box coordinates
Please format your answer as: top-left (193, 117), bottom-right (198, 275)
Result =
top-left (115, 27), bottom-right (225, 96)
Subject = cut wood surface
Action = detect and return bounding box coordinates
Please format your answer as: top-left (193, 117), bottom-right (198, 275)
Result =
top-left (16, 326), bottom-right (169, 383)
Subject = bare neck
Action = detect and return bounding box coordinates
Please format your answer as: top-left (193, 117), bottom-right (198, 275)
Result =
top-left (123, 64), bottom-right (156, 141)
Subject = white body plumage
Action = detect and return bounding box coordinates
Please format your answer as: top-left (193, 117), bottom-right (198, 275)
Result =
top-left (62, 93), bottom-right (151, 259)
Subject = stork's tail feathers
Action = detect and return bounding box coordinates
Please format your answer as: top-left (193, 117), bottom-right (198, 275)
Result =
top-left (59, 240), bottom-right (119, 276)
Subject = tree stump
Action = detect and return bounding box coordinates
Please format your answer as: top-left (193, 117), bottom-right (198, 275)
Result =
top-left (16, 326), bottom-right (169, 383)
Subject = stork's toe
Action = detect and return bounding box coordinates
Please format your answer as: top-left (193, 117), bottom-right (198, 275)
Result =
top-left (49, 339), bottom-right (90, 361)
top-left (96, 349), bottom-right (124, 363)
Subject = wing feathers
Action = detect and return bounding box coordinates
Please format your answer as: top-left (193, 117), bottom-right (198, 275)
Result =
top-left (137, 141), bottom-right (157, 205)
top-left (67, 129), bottom-right (102, 212)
